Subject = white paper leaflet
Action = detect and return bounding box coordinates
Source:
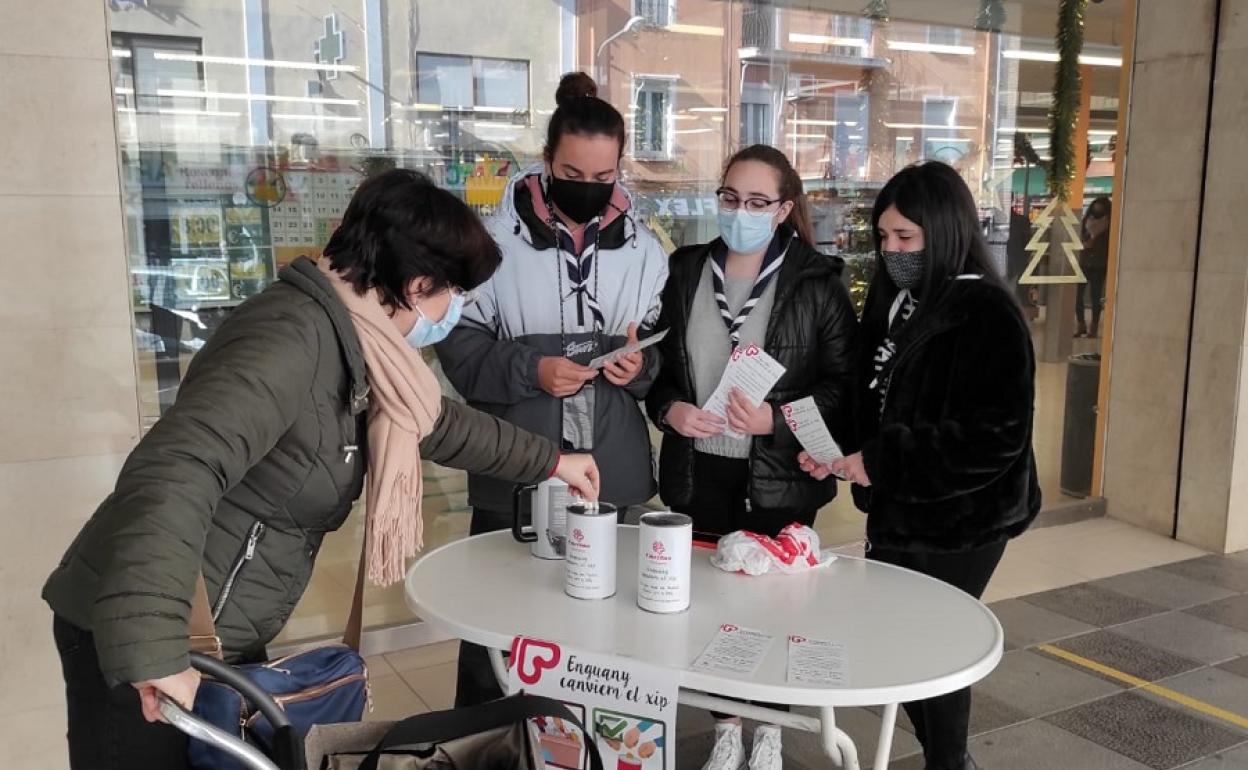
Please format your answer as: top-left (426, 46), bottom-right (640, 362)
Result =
top-left (780, 396), bottom-right (844, 464)
top-left (701, 344), bottom-right (787, 439)
top-left (786, 635), bottom-right (849, 686)
top-left (691, 624), bottom-right (774, 675)
top-left (587, 329), bottom-right (669, 370)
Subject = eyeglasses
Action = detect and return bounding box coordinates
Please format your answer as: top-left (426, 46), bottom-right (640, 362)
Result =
top-left (408, 287), bottom-right (478, 307)
top-left (716, 188), bottom-right (784, 214)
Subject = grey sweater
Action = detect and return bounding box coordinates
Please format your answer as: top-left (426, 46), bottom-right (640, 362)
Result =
top-left (688, 260), bottom-right (777, 458)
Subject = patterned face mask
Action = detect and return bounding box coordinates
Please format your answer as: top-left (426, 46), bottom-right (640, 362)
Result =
top-left (880, 249), bottom-right (926, 290)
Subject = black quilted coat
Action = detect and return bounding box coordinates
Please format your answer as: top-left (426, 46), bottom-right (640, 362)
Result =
top-left (646, 231), bottom-right (858, 513)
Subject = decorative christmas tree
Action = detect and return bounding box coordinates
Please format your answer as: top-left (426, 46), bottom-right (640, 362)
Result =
top-left (1019, 197), bottom-right (1086, 285)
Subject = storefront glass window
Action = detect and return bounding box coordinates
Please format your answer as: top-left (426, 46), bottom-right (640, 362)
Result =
top-left (104, 0), bottom-right (1128, 647)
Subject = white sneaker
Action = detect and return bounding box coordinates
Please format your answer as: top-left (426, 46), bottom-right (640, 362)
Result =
top-left (701, 721), bottom-right (745, 770)
top-left (748, 724), bottom-right (783, 770)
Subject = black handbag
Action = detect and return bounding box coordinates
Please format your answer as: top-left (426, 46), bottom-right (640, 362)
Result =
top-left (309, 694), bottom-right (605, 770)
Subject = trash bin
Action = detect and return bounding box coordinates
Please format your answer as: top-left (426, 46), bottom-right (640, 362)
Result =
top-left (1060, 353), bottom-right (1101, 498)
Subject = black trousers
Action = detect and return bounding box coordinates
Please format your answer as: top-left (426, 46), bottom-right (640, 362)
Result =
top-left (1075, 269), bottom-right (1107, 331)
top-left (454, 508), bottom-right (513, 708)
top-left (675, 452), bottom-right (818, 721)
top-left (868, 541), bottom-right (1008, 770)
top-left (677, 452), bottom-right (818, 539)
top-left (54, 616), bottom-right (192, 770)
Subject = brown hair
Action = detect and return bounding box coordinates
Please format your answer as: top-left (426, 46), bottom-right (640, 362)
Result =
top-left (544, 72), bottom-right (627, 161)
top-left (722, 145), bottom-right (815, 245)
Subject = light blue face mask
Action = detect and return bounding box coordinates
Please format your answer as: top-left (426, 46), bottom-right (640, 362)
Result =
top-left (717, 207), bottom-right (777, 254)
top-left (405, 292), bottom-right (464, 348)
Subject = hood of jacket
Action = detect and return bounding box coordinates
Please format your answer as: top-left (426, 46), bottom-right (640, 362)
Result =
top-left (499, 164), bottom-right (644, 253)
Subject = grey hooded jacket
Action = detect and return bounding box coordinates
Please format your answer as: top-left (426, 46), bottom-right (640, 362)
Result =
top-left (436, 168), bottom-right (669, 510)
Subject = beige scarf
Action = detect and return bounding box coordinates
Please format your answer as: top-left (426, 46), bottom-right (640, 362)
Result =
top-left (319, 259), bottom-right (443, 585)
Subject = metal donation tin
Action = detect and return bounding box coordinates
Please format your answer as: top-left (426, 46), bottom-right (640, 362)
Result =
top-left (564, 502), bottom-right (619, 600)
top-left (637, 511), bottom-right (693, 613)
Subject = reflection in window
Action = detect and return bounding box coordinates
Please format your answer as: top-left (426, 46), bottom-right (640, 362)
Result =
top-left (926, 25), bottom-right (963, 48)
top-left (830, 14), bottom-right (871, 57)
top-left (834, 92), bottom-right (868, 180)
top-left (476, 59), bottom-right (529, 111)
top-left (633, 78), bottom-right (673, 159)
top-left (922, 97), bottom-right (969, 165)
top-left (417, 54), bottom-right (474, 108)
top-left (741, 0), bottom-right (775, 49)
top-left (636, 0), bottom-right (674, 27)
top-left (741, 102), bottom-right (772, 146)
top-left (417, 54), bottom-right (530, 114)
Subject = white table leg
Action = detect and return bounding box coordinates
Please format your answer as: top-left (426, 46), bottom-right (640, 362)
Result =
top-left (820, 706), bottom-right (860, 770)
top-left (874, 703), bottom-right (898, 769)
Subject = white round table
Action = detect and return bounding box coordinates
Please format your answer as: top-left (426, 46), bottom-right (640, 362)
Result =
top-left (406, 526), bottom-right (1002, 769)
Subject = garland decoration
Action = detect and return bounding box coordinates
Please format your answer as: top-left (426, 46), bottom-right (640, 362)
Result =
top-left (862, 0), bottom-right (889, 22)
top-left (1049, 0), bottom-right (1088, 201)
top-left (974, 0), bottom-right (1006, 32)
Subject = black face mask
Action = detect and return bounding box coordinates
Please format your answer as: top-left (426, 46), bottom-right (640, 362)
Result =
top-left (547, 176), bottom-right (615, 224)
top-left (881, 249), bottom-right (926, 290)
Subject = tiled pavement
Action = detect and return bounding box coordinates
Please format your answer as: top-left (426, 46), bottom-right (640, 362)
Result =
top-left (674, 552), bottom-right (1248, 769)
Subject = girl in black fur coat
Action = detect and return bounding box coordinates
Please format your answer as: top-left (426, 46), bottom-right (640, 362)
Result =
top-left (801, 162), bottom-right (1041, 770)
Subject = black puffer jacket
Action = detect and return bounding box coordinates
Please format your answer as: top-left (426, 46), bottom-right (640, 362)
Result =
top-left (646, 233), bottom-right (858, 512)
top-left (853, 277), bottom-right (1041, 552)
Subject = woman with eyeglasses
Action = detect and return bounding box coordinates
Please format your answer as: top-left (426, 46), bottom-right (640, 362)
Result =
top-left (42, 169), bottom-right (599, 769)
top-left (646, 145), bottom-right (857, 770)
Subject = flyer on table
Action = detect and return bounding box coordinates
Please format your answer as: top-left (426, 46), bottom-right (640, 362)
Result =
top-left (509, 637), bottom-right (679, 770)
top-left (691, 624), bottom-right (775, 676)
top-left (786, 634), bottom-right (849, 687)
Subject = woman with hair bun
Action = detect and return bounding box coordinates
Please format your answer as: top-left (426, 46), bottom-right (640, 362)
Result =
top-left (437, 72), bottom-right (670, 707)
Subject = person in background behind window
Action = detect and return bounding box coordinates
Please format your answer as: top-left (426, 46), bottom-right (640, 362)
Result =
top-left (1075, 196), bottom-right (1112, 338)
top-left (435, 72), bottom-right (669, 709)
top-left (646, 145), bottom-right (857, 770)
top-left (801, 162), bottom-right (1040, 770)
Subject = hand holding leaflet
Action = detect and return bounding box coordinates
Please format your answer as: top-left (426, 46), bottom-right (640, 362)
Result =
top-left (587, 328), bottom-right (668, 370)
top-left (781, 397), bottom-right (844, 464)
top-left (702, 344), bottom-right (787, 439)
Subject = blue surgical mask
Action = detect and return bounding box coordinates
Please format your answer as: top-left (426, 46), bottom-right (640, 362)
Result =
top-left (717, 207), bottom-right (776, 254)
top-left (405, 292), bottom-right (464, 348)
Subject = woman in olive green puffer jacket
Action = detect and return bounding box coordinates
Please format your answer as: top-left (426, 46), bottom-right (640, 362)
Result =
top-left (42, 169), bottom-right (600, 770)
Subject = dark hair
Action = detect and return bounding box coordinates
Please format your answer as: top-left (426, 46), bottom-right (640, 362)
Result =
top-left (723, 144), bottom-right (816, 245)
top-left (1084, 195), bottom-right (1112, 222)
top-left (865, 162), bottom-right (1013, 327)
top-left (543, 72), bottom-right (627, 161)
top-left (324, 169), bottom-right (501, 310)
top-left (1080, 196), bottom-right (1112, 239)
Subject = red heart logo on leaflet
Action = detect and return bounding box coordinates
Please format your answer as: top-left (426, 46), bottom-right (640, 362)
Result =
top-left (510, 638), bottom-right (563, 686)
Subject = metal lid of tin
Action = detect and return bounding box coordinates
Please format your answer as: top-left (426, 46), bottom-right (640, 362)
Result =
top-left (567, 502), bottom-right (618, 516)
top-left (639, 511), bottom-right (692, 528)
